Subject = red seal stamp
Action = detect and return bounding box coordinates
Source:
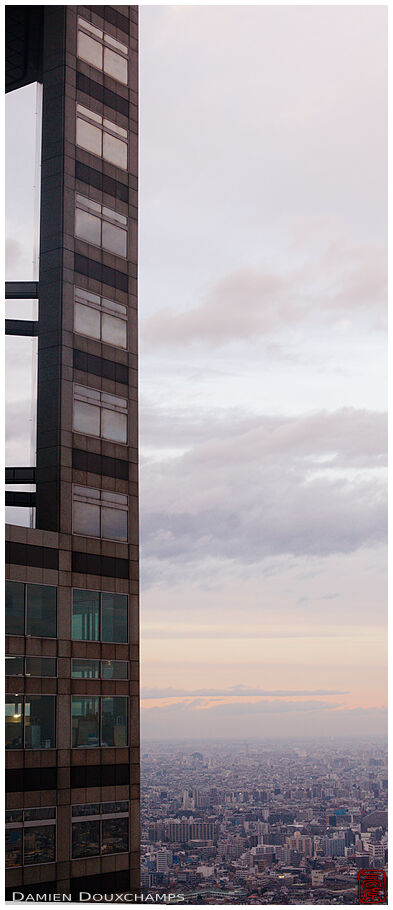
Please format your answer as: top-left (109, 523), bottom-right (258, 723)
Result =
top-left (358, 870), bottom-right (387, 904)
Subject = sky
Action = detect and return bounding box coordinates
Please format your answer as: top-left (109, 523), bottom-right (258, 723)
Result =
top-left (5, 6), bottom-right (387, 740)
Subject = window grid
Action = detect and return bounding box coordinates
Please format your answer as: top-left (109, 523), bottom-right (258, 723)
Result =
top-left (5, 809), bottom-right (57, 868)
top-left (76, 103), bottom-right (128, 170)
top-left (5, 581), bottom-right (57, 638)
top-left (73, 382), bottom-right (128, 444)
top-left (71, 658), bottom-right (129, 680)
top-left (71, 695), bottom-right (128, 748)
top-left (6, 656), bottom-right (57, 677)
top-left (74, 286), bottom-right (128, 348)
top-left (71, 801), bottom-right (129, 859)
top-left (72, 589), bottom-right (129, 644)
top-left (5, 695), bottom-right (56, 751)
top-left (77, 16), bottom-right (129, 85)
top-left (75, 194), bottom-right (128, 258)
top-left (72, 484), bottom-right (128, 541)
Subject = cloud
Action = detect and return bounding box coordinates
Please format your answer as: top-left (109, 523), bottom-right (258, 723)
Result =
top-left (141, 686), bottom-right (348, 699)
top-left (140, 406), bottom-right (387, 583)
top-left (142, 244), bottom-right (386, 349)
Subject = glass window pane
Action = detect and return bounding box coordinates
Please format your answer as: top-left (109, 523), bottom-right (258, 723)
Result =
top-left (101, 696), bottom-right (128, 747)
top-left (103, 132), bottom-right (127, 169)
top-left (23, 825), bottom-right (56, 865)
top-left (76, 117), bottom-right (102, 156)
top-left (72, 659), bottom-right (100, 679)
top-left (101, 660), bottom-right (128, 680)
top-left (6, 810), bottom-right (23, 823)
top-left (5, 696), bottom-right (23, 750)
top-left (101, 505), bottom-right (128, 541)
top-left (72, 696), bottom-right (99, 748)
top-left (24, 695), bottom-right (56, 749)
top-left (75, 208), bottom-right (101, 246)
top-left (102, 312), bottom-right (127, 348)
top-left (104, 47), bottom-right (128, 84)
top-left (101, 593), bottom-right (128, 643)
top-left (78, 31), bottom-right (103, 69)
top-left (72, 590), bottom-right (100, 641)
top-left (101, 801), bottom-right (128, 814)
top-left (26, 584), bottom-right (56, 638)
top-left (102, 816), bottom-right (129, 854)
top-left (102, 221), bottom-right (127, 257)
top-left (101, 407), bottom-right (127, 443)
top-left (5, 828), bottom-right (22, 867)
top-left (73, 399), bottom-right (101, 437)
top-left (72, 820), bottom-right (100, 858)
top-left (5, 580), bottom-right (25, 635)
top-left (25, 657), bottom-right (57, 678)
top-left (75, 301), bottom-right (101, 340)
top-left (5, 656), bottom-right (24, 676)
top-left (73, 500), bottom-right (101, 537)
top-left (24, 808), bottom-right (56, 821)
top-left (72, 804), bottom-right (100, 817)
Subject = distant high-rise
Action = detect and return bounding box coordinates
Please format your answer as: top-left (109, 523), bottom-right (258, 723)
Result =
top-left (5, 6), bottom-right (139, 900)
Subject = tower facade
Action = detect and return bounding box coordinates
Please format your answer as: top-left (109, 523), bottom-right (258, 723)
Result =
top-left (5, 6), bottom-right (140, 899)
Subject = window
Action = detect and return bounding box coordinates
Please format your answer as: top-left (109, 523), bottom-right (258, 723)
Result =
top-left (72, 485), bottom-right (128, 540)
top-left (72, 590), bottom-right (128, 642)
top-left (74, 286), bottom-right (127, 348)
top-left (75, 194), bottom-right (128, 257)
top-left (76, 104), bottom-right (128, 169)
top-left (5, 695), bottom-right (56, 750)
top-left (72, 696), bottom-right (128, 748)
top-left (5, 582), bottom-right (57, 638)
top-left (77, 17), bottom-right (128, 85)
top-left (72, 659), bottom-right (128, 679)
top-left (5, 808), bottom-right (56, 868)
top-left (6, 656), bottom-right (57, 677)
top-left (73, 384), bottom-right (128, 444)
top-left (71, 801), bottom-right (129, 859)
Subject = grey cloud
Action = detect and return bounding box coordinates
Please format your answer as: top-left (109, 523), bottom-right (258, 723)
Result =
top-left (142, 244), bottom-right (386, 349)
top-left (141, 686), bottom-right (348, 699)
top-left (140, 406), bottom-right (387, 583)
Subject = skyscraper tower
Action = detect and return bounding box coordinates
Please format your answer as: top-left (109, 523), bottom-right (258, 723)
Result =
top-left (5, 6), bottom-right (139, 899)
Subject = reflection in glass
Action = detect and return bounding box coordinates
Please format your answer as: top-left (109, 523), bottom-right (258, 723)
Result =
top-left (23, 825), bottom-right (56, 865)
top-left (26, 584), bottom-right (57, 638)
top-left (72, 804), bottom-right (100, 817)
top-left (102, 221), bottom-right (127, 257)
top-left (72, 696), bottom-right (99, 748)
top-left (5, 828), bottom-right (22, 867)
top-left (77, 31), bottom-right (103, 69)
top-left (102, 312), bottom-right (127, 348)
top-left (72, 589), bottom-right (100, 641)
top-left (101, 696), bottom-right (128, 747)
top-left (73, 398), bottom-right (101, 437)
top-left (102, 816), bottom-right (129, 854)
top-left (102, 131), bottom-right (127, 169)
top-left (72, 659), bottom-right (100, 679)
top-left (72, 820), bottom-right (100, 859)
top-left (101, 503), bottom-right (128, 541)
top-left (75, 208), bottom-right (101, 246)
top-left (73, 499), bottom-right (101, 537)
top-left (104, 47), bottom-right (128, 84)
top-left (6, 810), bottom-right (23, 823)
top-left (76, 117), bottom-right (102, 156)
top-left (24, 695), bottom-right (56, 749)
top-left (102, 801), bottom-right (129, 814)
top-left (101, 660), bottom-right (128, 680)
top-left (5, 581), bottom-right (25, 635)
top-left (101, 593), bottom-right (128, 643)
top-left (25, 657), bottom-right (57, 678)
top-left (5, 656), bottom-right (24, 676)
top-left (24, 808), bottom-right (56, 821)
top-left (5, 696), bottom-right (23, 749)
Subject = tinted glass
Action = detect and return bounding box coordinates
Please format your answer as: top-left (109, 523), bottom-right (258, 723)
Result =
top-left (5, 656), bottom-right (24, 676)
top-left (102, 816), bottom-right (129, 854)
top-left (103, 132), bottom-right (127, 169)
top-left (24, 808), bottom-right (56, 821)
top-left (75, 301), bottom-right (101, 340)
top-left (78, 31), bottom-right (103, 69)
top-left (72, 659), bottom-right (100, 679)
top-left (101, 801), bottom-right (128, 814)
top-left (102, 312), bottom-right (127, 348)
top-left (76, 117), bottom-right (102, 156)
top-left (75, 208), bottom-right (101, 246)
top-left (24, 695), bottom-right (56, 749)
top-left (72, 820), bottom-right (100, 858)
top-left (72, 696), bottom-right (99, 748)
top-left (5, 695), bottom-right (23, 749)
top-left (72, 589), bottom-right (100, 641)
top-left (25, 657), bottom-right (57, 678)
top-left (5, 581), bottom-right (24, 635)
top-left (101, 592), bottom-right (128, 642)
top-left (104, 47), bottom-right (128, 84)
top-left (72, 804), bottom-right (100, 817)
top-left (26, 584), bottom-right (56, 638)
top-left (74, 399), bottom-right (100, 437)
top-left (102, 221), bottom-right (127, 257)
top-left (5, 828), bottom-right (22, 867)
top-left (101, 696), bottom-right (128, 747)
top-left (24, 825), bottom-right (56, 865)
top-left (73, 499), bottom-right (101, 537)
top-left (101, 504), bottom-right (128, 541)
top-left (101, 660), bottom-right (128, 680)
top-left (101, 407), bottom-right (127, 443)
top-left (6, 810), bottom-right (23, 823)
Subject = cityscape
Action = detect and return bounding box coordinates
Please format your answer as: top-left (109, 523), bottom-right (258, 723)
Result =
top-left (141, 739), bottom-right (387, 904)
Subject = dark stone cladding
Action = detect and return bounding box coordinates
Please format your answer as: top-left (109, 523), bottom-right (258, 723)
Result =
top-left (74, 252), bottom-right (128, 293)
top-left (86, 5), bottom-right (131, 35)
top-left (76, 70), bottom-right (128, 116)
top-left (5, 467), bottom-right (36, 483)
top-left (6, 764), bottom-right (130, 793)
top-left (75, 159), bottom-right (129, 204)
top-left (72, 447), bottom-right (129, 480)
top-left (73, 348), bottom-right (129, 385)
top-left (5, 491), bottom-right (36, 508)
top-left (72, 550), bottom-right (129, 579)
top-left (5, 541), bottom-right (59, 570)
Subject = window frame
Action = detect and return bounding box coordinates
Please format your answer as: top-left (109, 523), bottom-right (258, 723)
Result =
top-left (73, 383), bottom-right (128, 444)
top-left (74, 286), bottom-right (128, 349)
top-left (72, 658), bottom-right (129, 679)
top-left (6, 656), bottom-right (57, 678)
top-left (5, 581), bottom-right (57, 639)
top-left (75, 193), bottom-right (128, 258)
top-left (77, 16), bottom-right (129, 86)
top-left (6, 808), bottom-right (57, 868)
top-left (72, 484), bottom-right (129, 541)
top-left (76, 103), bottom-right (128, 170)
top-left (71, 695), bottom-right (129, 749)
top-left (5, 694), bottom-right (56, 751)
top-left (72, 588), bottom-right (129, 644)
top-left (71, 801), bottom-right (129, 859)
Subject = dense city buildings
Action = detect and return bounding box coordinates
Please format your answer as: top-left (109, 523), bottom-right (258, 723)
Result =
top-left (5, 6), bottom-right (139, 900)
top-left (141, 739), bottom-right (387, 904)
